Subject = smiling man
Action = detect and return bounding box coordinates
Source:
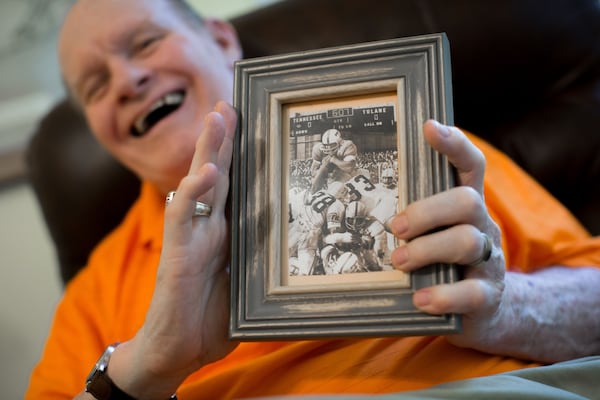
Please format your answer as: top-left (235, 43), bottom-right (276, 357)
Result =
top-left (58, 0), bottom-right (241, 194)
top-left (26, 1), bottom-right (600, 400)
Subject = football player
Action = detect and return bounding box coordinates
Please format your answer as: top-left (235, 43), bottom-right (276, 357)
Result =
top-left (323, 201), bottom-right (382, 273)
top-left (288, 185), bottom-right (346, 275)
top-left (310, 129), bottom-right (358, 192)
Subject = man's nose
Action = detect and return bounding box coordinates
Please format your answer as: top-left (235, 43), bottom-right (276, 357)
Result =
top-left (110, 59), bottom-right (151, 104)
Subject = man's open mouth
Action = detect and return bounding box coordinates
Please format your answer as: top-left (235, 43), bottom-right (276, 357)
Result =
top-left (131, 90), bottom-right (186, 137)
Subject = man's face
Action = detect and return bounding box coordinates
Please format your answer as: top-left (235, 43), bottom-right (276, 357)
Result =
top-left (58, 0), bottom-right (241, 193)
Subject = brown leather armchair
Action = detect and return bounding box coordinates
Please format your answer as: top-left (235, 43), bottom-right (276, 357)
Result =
top-left (26, 0), bottom-right (600, 285)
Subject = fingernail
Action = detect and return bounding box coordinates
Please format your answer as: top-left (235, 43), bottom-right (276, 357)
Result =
top-left (414, 290), bottom-right (432, 308)
top-left (392, 245), bottom-right (408, 269)
top-left (437, 121), bottom-right (451, 137)
top-left (391, 213), bottom-right (408, 236)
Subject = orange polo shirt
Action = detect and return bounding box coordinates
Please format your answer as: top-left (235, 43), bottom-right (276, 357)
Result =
top-left (26, 134), bottom-right (600, 400)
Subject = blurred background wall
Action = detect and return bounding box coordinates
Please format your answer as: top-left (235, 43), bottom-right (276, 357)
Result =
top-left (0, 1), bottom-right (278, 398)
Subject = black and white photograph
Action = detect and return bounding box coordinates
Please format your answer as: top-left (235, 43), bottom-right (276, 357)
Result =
top-left (284, 93), bottom-right (409, 288)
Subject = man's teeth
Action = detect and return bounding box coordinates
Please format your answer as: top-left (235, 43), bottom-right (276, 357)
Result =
top-left (134, 92), bottom-right (184, 136)
top-left (163, 92), bottom-right (184, 105)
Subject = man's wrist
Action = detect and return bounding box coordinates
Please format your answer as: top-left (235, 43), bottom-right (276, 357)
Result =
top-left (100, 341), bottom-right (179, 400)
top-left (85, 343), bottom-right (135, 400)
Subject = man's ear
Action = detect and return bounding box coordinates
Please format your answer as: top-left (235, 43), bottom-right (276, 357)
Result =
top-left (204, 18), bottom-right (243, 66)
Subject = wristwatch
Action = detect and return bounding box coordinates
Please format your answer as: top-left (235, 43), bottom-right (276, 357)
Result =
top-left (85, 343), bottom-right (136, 400)
top-left (85, 343), bottom-right (178, 400)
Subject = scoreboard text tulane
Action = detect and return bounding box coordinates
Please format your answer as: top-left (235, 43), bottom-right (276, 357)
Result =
top-left (290, 105), bottom-right (396, 137)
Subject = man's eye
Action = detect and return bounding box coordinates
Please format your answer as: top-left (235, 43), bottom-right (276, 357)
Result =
top-left (82, 79), bottom-right (107, 104)
top-left (132, 35), bottom-right (162, 56)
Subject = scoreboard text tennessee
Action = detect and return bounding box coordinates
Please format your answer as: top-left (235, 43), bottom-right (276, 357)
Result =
top-left (290, 105), bottom-right (396, 137)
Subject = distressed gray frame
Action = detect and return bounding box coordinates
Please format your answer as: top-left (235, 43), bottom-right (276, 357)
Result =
top-left (230, 33), bottom-right (459, 340)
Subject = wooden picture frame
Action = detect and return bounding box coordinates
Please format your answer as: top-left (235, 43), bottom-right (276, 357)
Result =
top-left (230, 33), bottom-right (459, 340)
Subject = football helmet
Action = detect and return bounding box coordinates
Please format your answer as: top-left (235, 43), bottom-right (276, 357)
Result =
top-left (336, 252), bottom-right (361, 274)
top-left (326, 181), bottom-right (348, 200)
top-left (381, 168), bottom-right (395, 188)
top-left (320, 244), bottom-right (339, 273)
top-left (321, 129), bottom-right (342, 155)
top-left (345, 201), bottom-right (368, 231)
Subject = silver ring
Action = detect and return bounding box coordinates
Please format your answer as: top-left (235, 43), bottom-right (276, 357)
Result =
top-left (166, 191), bottom-right (176, 205)
top-left (165, 191), bottom-right (212, 218)
top-left (193, 201), bottom-right (212, 217)
top-left (467, 232), bottom-right (493, 266)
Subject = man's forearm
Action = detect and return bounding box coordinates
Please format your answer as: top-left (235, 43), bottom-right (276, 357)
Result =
top-left (477, 266), bottom-right (600, 362)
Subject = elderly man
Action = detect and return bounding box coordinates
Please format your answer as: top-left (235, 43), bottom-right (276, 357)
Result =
top-left (26, 1), bottom-right (600, 399)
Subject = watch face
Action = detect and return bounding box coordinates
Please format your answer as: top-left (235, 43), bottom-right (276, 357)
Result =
top-left (85, 344), bottom-right (118, 399)
top-left (87, 344), bottom-right (114, 381)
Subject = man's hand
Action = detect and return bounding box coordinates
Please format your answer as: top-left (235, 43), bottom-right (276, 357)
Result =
top-left (106, 102), bottom-right (239, 400)
top-left (390, 120), bottom-right (600, 362)
top-left (390, 120), bottom-right (506, 351)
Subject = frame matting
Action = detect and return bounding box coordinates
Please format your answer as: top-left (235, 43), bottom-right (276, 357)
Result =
top-left (230, 33), bottom-right (459, 340)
